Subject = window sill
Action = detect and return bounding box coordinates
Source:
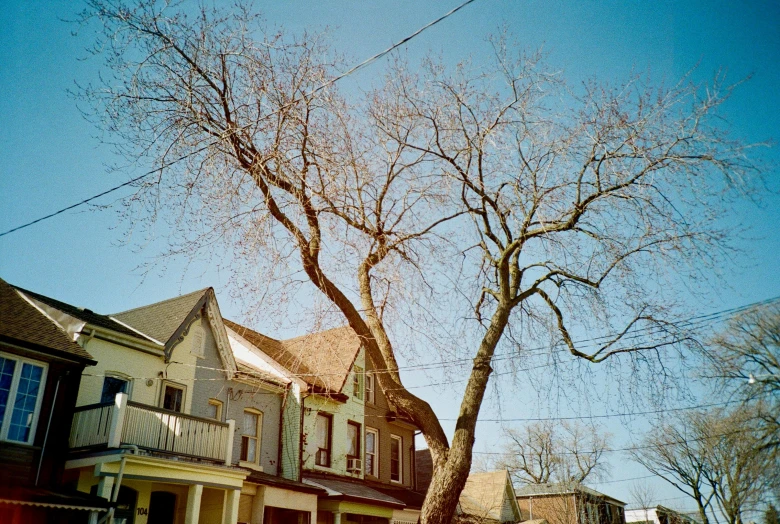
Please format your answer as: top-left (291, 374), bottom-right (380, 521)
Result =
top-left (239, 461), bottom-right (263, 472)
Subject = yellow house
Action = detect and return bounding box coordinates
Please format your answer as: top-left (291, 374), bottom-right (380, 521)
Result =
top-left (27, 287), bottom-right (320, 524)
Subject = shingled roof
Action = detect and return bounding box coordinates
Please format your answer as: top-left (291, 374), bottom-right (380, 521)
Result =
top-left (459, 470), bottom-right (519, 523)
top-left (15, 285), bottom-right (144, 341)
top-left (112, 288), bottom-right (209, 345)
top-left (0, 279), bottom-right (94, 362)
top-left (515, 481), bottom-right (625, 506)
top-left (224, 319), bottom-right (361, 395)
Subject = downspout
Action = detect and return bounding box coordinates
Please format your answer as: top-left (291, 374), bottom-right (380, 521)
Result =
top-left (299, 392), bottom-right (310, 483)
top-left (530, 497), bottom-right (533, 520)
top-left (35, 372), bottom-right (63, 486)
top-left (277, 383), bottom-right (289, 477)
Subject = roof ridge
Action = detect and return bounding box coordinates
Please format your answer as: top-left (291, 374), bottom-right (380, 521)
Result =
top-left (111, 287), bottom-right (210, 316)
top-left (223, 318), bottom-right (282, 343)
top-left (280, 324), bottom-right (354, 344)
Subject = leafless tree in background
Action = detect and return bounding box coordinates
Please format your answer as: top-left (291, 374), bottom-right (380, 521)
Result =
top-left (629, 482), bottom-right (658, 524)
top-left (496, 421), bottom-right (611, 485)
top-left (705, 303), bottom-right (780, 449)
top-left (79, 1), bottom-right (764, 521)
top-left (632, 408), bottom-right (779, 524)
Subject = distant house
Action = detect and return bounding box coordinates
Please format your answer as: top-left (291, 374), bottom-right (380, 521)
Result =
top-left (625, 506), bottom-right (699, 524)
top-left (0, 279), bottom-right (109, 523)
top-left (515, 482), bottom-right (626, 524)
top-left (456, 470), bottom-right (522, 523)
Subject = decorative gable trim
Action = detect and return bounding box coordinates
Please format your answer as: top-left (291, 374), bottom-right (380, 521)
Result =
top-left (163, 289), bottom-right (237, 379)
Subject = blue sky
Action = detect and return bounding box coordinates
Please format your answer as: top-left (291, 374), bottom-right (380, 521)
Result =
top-left (2, 0), bottom-right (779, 511)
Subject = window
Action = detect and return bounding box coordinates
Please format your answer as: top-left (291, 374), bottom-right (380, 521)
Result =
top-left (101, 375), bottom-right (130, 403)
top-left (390, 434), bottom-right (402, 483)
top-left (160, 381), bottom-right (185, 412)
top-left (240, 409), bottom-right (262, 465)
top-left (347, 421), bottom-right (361, 459)
top-left (365, 372), bottom-right (375, 404)
top-left (314, 413), bottom-right (332, 467)
top-left (353, 366), bottom-right (363, 400)
top-left (190, 323), bottom-right (205, 358)
top-left (365, 427), bottom-right (378, 477)
top-left (207, 398), bottom-right (223, 421)
top-left (0, 353), bottom-right (47, 444)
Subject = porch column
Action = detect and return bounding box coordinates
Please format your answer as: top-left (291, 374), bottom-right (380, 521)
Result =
top-left (332, 511), bottom-right (342, 524)
top-left (95, 476), bottom-right (114, 499)
top-left (223, 488), bottom-right (241, 524)
top-left (185, 484), bottom-right (203, 524)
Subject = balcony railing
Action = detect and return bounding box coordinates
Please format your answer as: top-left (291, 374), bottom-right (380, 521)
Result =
top-left (70, 393), bottom-right (235, 464)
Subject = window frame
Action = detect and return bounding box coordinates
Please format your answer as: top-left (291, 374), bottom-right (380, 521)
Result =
top-left (365, 427), bottom-right (379, 477)
top-left (353, 366), bottom-right (363, 400)
top-left (0, 352), bottom-right (48, 445)
top-left (207, 398), bottom-right (223, 421)
top-left (346, 420), bottom-right (361, 460)
top-left (314, 412), bottom-right (333, 468)
top-left (159, 380), bottom-right (186, 413)
top-left (240, 408), bottom-right (263, 469)
top-left (390, 434), bottom-right (403, 483)
top-left (364, 372), bottom-right (375, 404)
top-left (100, 372), bottom-right (132, 404)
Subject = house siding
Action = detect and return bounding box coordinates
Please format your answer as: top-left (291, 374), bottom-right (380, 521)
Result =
top-left (364, 357), bottom-right (415, 488)
top-left (189, 315), bottom-right (283, 475)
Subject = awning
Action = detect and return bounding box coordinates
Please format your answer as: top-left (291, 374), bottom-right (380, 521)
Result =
top-left (0, 486), bottom-right (111, 512)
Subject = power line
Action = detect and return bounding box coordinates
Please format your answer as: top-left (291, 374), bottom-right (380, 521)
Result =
top-left (0, 0), bottom-right (479, 239)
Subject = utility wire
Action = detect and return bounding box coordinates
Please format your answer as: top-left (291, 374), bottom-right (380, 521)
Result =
top-left (0, 0), bottom-right (479, 239)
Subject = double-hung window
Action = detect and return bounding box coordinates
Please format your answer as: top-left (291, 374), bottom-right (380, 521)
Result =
top-left (353, 366), bottom-right (363, 400)
top-left (240, 409), bottom-right (262, 466)
top-left (314, 413), bottom-right (332, 467)
top-left (0, 353), bottom-right (47, 444)
top-left (390, 434), bottom-right (402, 483)
top-left (365, 427), bottom-right (379, 477)
top-left (365, 372), bottom-right (375, 404)
top-left (160, 381), bottom-right (185, 412)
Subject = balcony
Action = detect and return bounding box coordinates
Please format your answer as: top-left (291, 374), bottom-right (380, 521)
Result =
top-left (69, 393), bottom-right (235, 464)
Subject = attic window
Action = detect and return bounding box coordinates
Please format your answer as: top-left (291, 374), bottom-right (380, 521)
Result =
top-left (190, 323), bottom-right (205, 358)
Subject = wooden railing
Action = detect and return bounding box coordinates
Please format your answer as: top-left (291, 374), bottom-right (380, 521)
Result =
top-left (70, 401), bottom-right (114, 448)
top-left (69, 394), bottom-right (235, 464)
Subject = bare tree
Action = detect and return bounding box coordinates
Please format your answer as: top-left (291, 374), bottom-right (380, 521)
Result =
top-left (629, 482), bottom-right (658, 524)
top-left (498, 421), bottom-right (611, 485)
top-left (705, 302), bottom-right (780, 449)
top-left (631, 408), bottom-right (779, 524)
top-left (79, 2), bottom-right (763, 522)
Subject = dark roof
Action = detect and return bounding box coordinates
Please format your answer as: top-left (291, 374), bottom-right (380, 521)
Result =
top-left (244, 471), bottom-right (327, 495)
top-left (302, 475), bottom-right (406, 508)
top-left (112, 289), bottom-right (209, 344)
top-left (225, 319), bottom-right (361, 395)
top-left (14, 285), bottom-right (143, 341)
top-left (371, 484), bottom-right (427, 509)
top-left (0, 279), bottom-right (94, 362)
top-left (515, 482), bottom-right (625, 505)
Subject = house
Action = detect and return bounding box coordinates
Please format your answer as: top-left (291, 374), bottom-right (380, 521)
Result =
top-left (456, 470), bottom-right (522, 523)
top-left (413, 455), bottom-right (521, 524)
top-left (625, 506), bottom-right (698, 524)
top-left (0, 279), bottom-right (110, 523)
top-left (515, 482), bottom-right (626, 524)
top-left (17, 284), bottom-right (321, 524)
top-left (226, 320), bottom-right (424, 524)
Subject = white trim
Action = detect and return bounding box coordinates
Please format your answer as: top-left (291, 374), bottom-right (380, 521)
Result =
top-left (0, 351), bottom-right (49, 445)
top-left (365, 426), bottom-right (379, 477)
top-left (108, 316), bottom-right (165, 346)
top-left (159, 380), bottom-right (186, 412)
top-left (390, 434), bottom-right (403, 484)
